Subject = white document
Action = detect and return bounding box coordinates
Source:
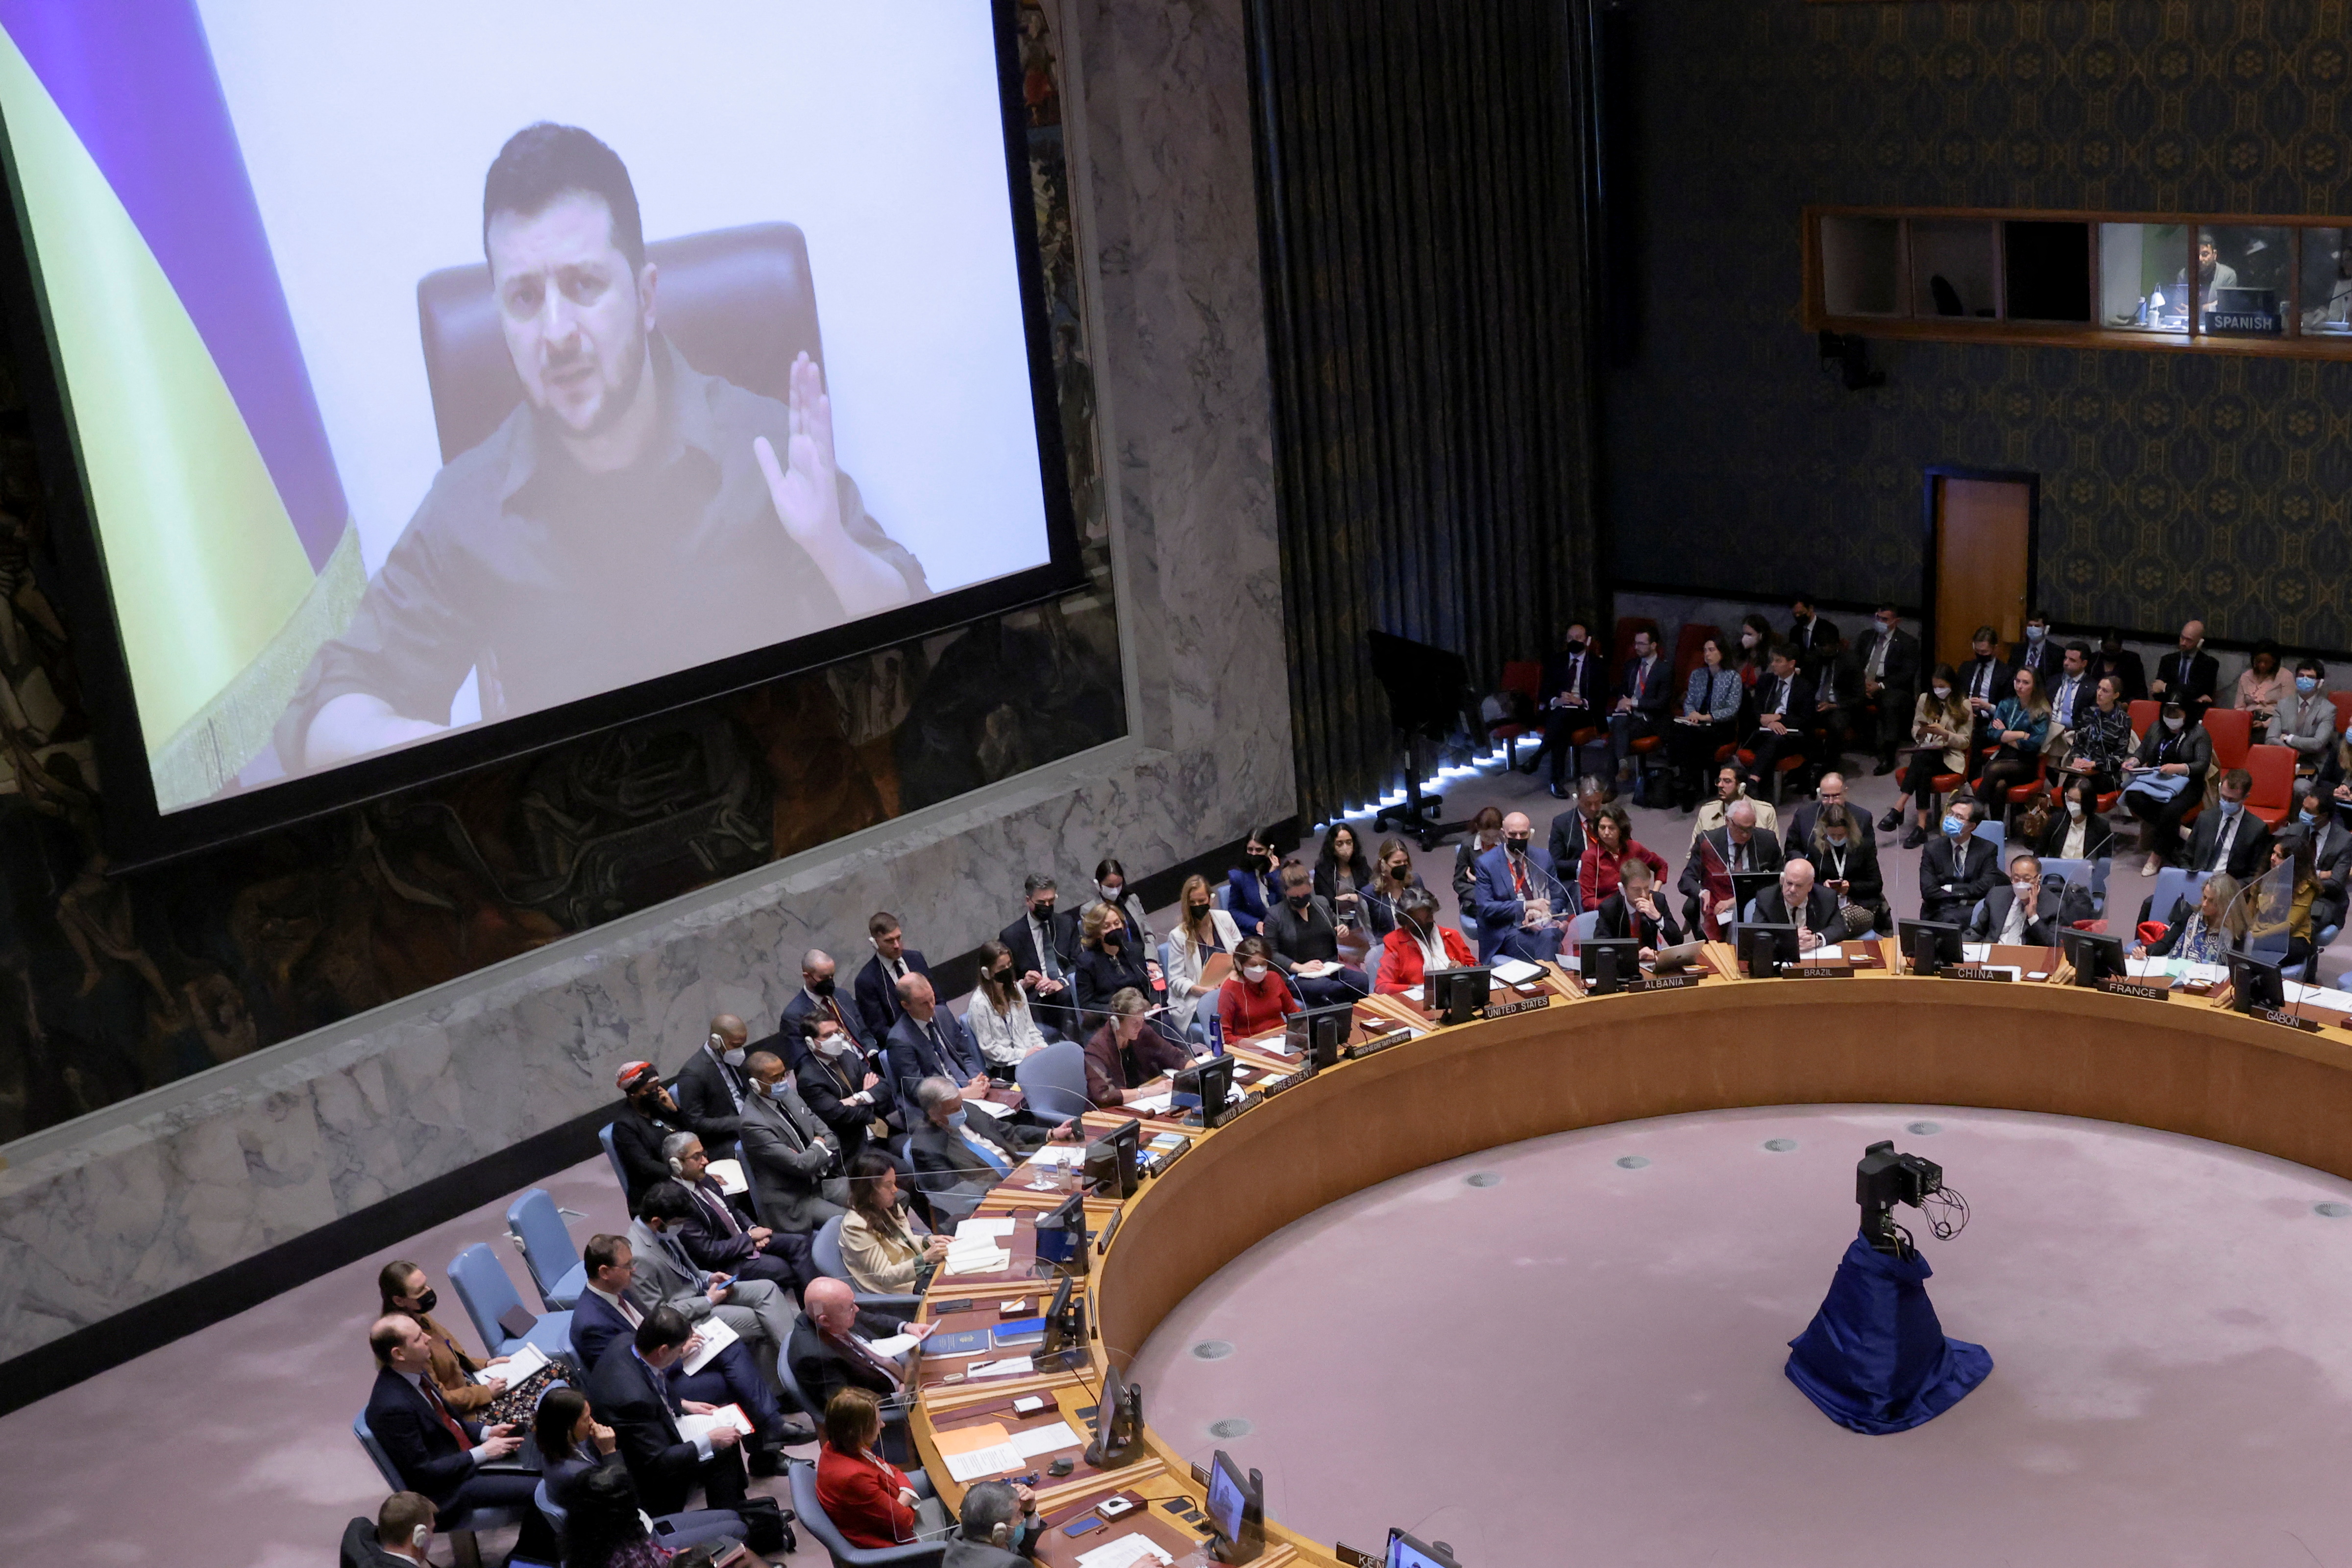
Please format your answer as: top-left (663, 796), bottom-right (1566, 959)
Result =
top-left (675, 1403), bottom-right (754, 1443)
top-left (1076, 1533), bottom-right (1176, 1568)
top-left (866, 1333), bottom-right (921, 1359)
top-left (944, 1246), bottom-right (1013, 1276)
top-left (705, 1157), bottom-right (749, 1196)
top-left (1006, 1419), bottom-right (1082, 1458)
top-left (1127, 1093), bottom-right (1174, 1116)
top-left (2186, 962), bottom-right (2228, 984)
top-left (1027, 1147), bottom-right (1081, 1169)
top-left (942, 1441), bottom-right (1026, 1483)
top-left (1491, 957), bottom-right (1544, 985)
top-left (1227, 1065), bottom-right (1252, 1081)
top-left (1961, 943), bottom-right (1991, 963)
top-left (2286, 981), bottom-right (2351, 1011)
top-left (963, 1097), bottom-right (1013, 1119)
top-left (2125, 957), bottom-right (2170, 979)
top-left (956, 1217), bottom-right (1019, 1241)
top-left (965, 1355), bottom-right (1035, 1379)
top-left (477, 1341), bottom-right (550, 1385)
top-left (681, 1315), bottom-right (739, 1375)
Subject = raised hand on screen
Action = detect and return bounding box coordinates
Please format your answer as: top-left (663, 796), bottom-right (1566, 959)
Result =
top-left (753, 353), bottom-right (911, 618)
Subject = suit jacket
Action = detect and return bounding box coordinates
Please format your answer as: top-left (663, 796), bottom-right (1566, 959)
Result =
top-left (1677, 826), bottom-right (1784, 907)
top-left (339, 1518), bottom-right (416, 1568)
top-left (1593, 890), bottom-right (1684, 947)
top-left (2154, 649), bottom-right (2220, 710)
top-left (787, 1314), bottom-right (900, 1420)
top-left (884, 1009), bottom-right (986, 1096)
top-left (1853, 626), bottom-right (1919, 694)
top-left (2183, 805), bottom-right (2274, 882)
top-left (2045, 669), bottom-right (2099, 734)
top-left (2134, 719), bottom-right (2213, 784)
top-left (943, 1536), bottom-right (1035, 1568)
top-left (855, 949), bottom-right (934, 1035)
top-left (2009, 637), bottom-right (2064, 689)
top-left (585, 1339), bottom-right (710, 1518)
top-left (1750, 882), bottom-right (1848, 942)
top-left (1955, 654), bottom-right (2014, 712)
top-left (2094, 648), bottom-right (2150, 703)
top-left (797, 1045), bottom-right (896, 1162)
top-left (1549, 808), bottom-right (1599, 871)
top-left (1748, 669), bottom-right (1815, 730)
top-left (1374, 923), bottom-right (1476, 993)
top-left (570, 1284), bottom-right (642, 1372)
top-left (1470, 844), bottom-right (1568, 957)
top-left (673, 1044), bottom-right (749, 1150)
top-left (1617, 654), bottom-right (1674, 719)
top-left (1805, 833), bottom-right (1885, 907)
top-left (738, 1081), bottom-right (845, 1232)
top-left (1225, 865), bottom-right (1282, 934)
top-left (2273, 689), bottom-right (2339, 762)
top-left (999, 907), bottom-right (1081, 984)
top-left (1965, 883), bottom-right (2077, 945)
top-left (1919, 833), bottom-right (2001, 909)
top-left (1787, 613), bottom-right (1840, 670)
top-left (1081, 1019), bottom-right (1191, 1108)
top-left (678, 1174), bottom-right (763, 1272)
top-left (906, 1118), bottom-right (1011, 1221)
top-left (1071, 943), bottom-right (1156, 1020)
top-left (1539, 646), bottom-right (1607, 715)
top-left (363, 1367), bottom-right (481, 1506)
top-left (776, 986), bottom-right (882, 1060)
top-left (1781, 801), bottom-right (1877, 860)
top-left (611, 1097), bottom-right (700, 1210)
top-left (624, 1218), bottom-right (723, 1327)
top-left (2036, 808), bottom-right (2115, 862)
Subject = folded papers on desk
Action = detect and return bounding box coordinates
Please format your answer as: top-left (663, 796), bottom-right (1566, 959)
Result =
top-left (944, 1217), bottom-right (1016, 1275)
top-left (866, 1332), bottom-right (922, 1358)
top-left (936, 1421), bottom-right (1024, 1482)
top-left (1491, 957), bottom-right (1545, 986)
top-left (963, 1097), bottom-right (1014, 1119)
top-left (1076, 1534), bottom-right (1176, 1568)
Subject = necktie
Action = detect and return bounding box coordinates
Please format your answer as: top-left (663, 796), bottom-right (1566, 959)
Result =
top-left (929, 1020), bottom-right (952, 1075)
top-left (959, 1126), bottom-right (1012, 1177)
top-left (420, 1377), bottom-right (470, 1453)
top-left (1036, 919), bottom-right (1062, 980)
top-left (1512, 856), bottom-right (1531, 897)
top-left (1973, 663), bottom-right (1988, 700)
top-left (834, 1331), bottom-right (904, 1391)
top-left (825, 998), bottom-right (850, 1036)
top-left (699, 1182), bottom-right (741, 1237)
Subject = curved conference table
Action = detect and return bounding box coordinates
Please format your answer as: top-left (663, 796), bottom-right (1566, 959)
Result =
top-left (901, 940), bottom-right (2352, 1567)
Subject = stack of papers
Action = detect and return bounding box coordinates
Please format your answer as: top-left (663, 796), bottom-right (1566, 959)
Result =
top-left (944, 1216), bottom-right (1017, 1276)
top-left (675, 1403), bottom-right (754, 1444)
top-left (1007, 1419), bottom-right (1081, 1457)
top-left (477, 1342), bottom-right (550, 1385)
top-left (2287, 981), bottom-right (2352, 1013)
top-left (935, 1422), bottom-right (1023, 1482)
top-left (681, 1316), bottom-right (738, 1375)
top-left (1076, 1535), bottom-right (1176, 1568)
top-left (2125, 957), bottom-right (2172, 979)
top-left (965, 1355), bottom-right (1034, 1379)
top-left (865, 1332), bottom-right (922, 1359)
top-left (1961, 943), bottom-right (1992, 963)
top-left (1127, 1092), bottom-right (1174, 1115)
top-left (1027, 1147), bottom-right (1083, 1169)
top-left (1492, 957), bottom-right (1544, 985)
top-left (705, 1158), bottom-right (749, 1196)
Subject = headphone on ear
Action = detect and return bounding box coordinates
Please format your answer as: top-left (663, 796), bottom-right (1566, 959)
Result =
top-left (411, 1525), bottom-right (431, 1551)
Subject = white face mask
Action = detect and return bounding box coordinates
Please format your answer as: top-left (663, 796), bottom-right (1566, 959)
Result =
top-left (2066, 798), bottom-right (2084, 818)
top-left (817, 1033), bottom-right (851, 1058)
top-left (1741, 632), bottom-right (1758, 648)
top-left (2013, 880), bottom-right (2039, 901)
top-left (1241, 964), bottom-right (1269, 983)
top-left (1932, 685), bottom-right (1951, 701)
top-left (1100, 883), bottom-right (1122, 903)
top-left (2164, 715), bottom-right (2184, 732)
top-left (721, 1046), bottom-right (745, 1068)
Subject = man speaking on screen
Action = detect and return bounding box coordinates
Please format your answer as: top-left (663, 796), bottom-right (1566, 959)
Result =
top-left (275, 123), bottom-right (928, 774)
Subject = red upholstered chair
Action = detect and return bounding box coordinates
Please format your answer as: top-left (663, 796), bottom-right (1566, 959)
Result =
top-left (1735, 747), bottom-right (1808, 804)
top-left (1490, 660), bottom-right (1544, 767)
top-left (2202, 708), bottom-right (2252, 772)
top-left (1671, 623), bottom-right (1722, 691)
top-left (2243, 743), bottom-right (2296, 827)
top-left (2330, 690), bottom-right (2352, 737)
top-left (2127, 698), bottom-right (2159, 740)
top-left (1613, 616), bottom-right (1659, 675)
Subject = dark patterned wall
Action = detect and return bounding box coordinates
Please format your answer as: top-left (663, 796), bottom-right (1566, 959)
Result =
top-left (1607, 0), bottom-right (2352, 643)
top-left (0, 1), bottom-right (1118, 1145)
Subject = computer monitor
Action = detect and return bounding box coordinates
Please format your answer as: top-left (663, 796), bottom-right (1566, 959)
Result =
top-left (2060, 926), bottom-right (2125, 987)
top-left (1083, 1360), bottom-right (1142, 1468)
top-left (1039, 1269), bottom-right (1084, 1367)
top-left (1034, 1190), bottom-right (1089, 1276)
top-left (1577, 936), bottom-right (1641, 994)
top-left (1106, 1118), bottom-right (1143, 1197)
top-left (1286, 1001), bottom-right (1354, 1070)
top-left (2227, 949), bottom-right (2287, 1013)
top-left (1736, 922), bottom-right (1798, 978)
top-left (1898, 918), bottom-right (1965, 975)
top-left (1082, 1139), bottom-right (1121, 1197)
top-left (1730, 871), bottom-right (1780, 923)
top-left (1173, 1054), bottom-right (1238, 1127)
top-left (1385, 1528), bottom-right (1457, 1568)
top-left (1425, 965), bottom-right (1490, 1025)
top-left (1206, 1449), bottom-right (1264, 1564)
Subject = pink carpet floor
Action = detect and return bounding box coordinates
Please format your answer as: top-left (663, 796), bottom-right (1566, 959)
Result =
top-left (1131, 1105), bottom-right (2352, 1568)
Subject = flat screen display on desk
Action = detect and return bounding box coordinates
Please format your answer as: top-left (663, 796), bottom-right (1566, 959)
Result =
top-left (1386, 1528), bottom-right (1456, 1568)
top-left (0, 1), bottom-right (1082, 864)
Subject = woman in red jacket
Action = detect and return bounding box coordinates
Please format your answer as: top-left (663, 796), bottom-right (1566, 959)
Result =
top-left (1578, 803), bottom-right (1668, 911)
top-left (1377, 887), bottom-right (1476, 993)
top-left (814, 1388), bottom-right (949, 1548)
top-left (1217, 935), bottom-right (1300, 1041)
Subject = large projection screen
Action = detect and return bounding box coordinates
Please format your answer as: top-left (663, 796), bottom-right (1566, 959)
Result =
top-left (0, 0), bottom-right (1081, 867)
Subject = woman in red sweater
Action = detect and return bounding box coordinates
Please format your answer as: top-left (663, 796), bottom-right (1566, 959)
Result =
top-left (1217, 935), bottom-right (1300, 1041)
top-left (1377, 887), bottom-right (1476, 993)
top-left (1578, 803), bottom-right (1668, 911)
top-left (814, 1388), bottom-right (949, 1548)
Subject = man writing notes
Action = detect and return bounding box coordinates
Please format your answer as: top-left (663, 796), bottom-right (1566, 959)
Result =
top-left (278, 123), bottom-right (926, 774)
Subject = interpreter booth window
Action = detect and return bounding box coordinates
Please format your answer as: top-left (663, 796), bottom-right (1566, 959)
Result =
top-left (1907, 220), bottom-right (1997, 319)
top-left (2302, 228), bottom-right (2352, 335)
top-left (2098, 222), bottom-right (2190, 330)
top-left (2195, 224), bottom-right (2291, 338)
top-left (1819, 215), bottom-right (1903, 318)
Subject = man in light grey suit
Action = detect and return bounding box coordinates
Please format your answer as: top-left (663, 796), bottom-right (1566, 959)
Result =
top-left (627, 1180), bottom-right (797, 1384)
top-left (738, 1049), bottom-right (850, 1233)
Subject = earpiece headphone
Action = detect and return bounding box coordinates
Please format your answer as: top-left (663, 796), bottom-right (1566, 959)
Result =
top-left (412, 1525), bottom-right (431, 1552)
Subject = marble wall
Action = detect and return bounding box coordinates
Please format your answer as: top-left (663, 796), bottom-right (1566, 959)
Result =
top-left (0, 0), bottom-right (1289, 1367)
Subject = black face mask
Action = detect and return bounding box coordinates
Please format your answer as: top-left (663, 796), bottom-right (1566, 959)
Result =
top-left (808, 975), bottom-right (835, 998)
top-left (1103, 929), bottom-right (1124, 949)
top-left (1032, 901), bottom-right (1055, 921)
top-left (1505, 836), bottom-right (1532, 854)
top-left (412, 1287), bottom-right (439, 1315)
top-left (1563, 638), bottom-right (1586, 654)
top-left (992, 966), bottom-right (1014, 983)
top-left (1288, 892), bottom-right (1312, 909)
top-left (1188, 903), bottom-right (1210, 919)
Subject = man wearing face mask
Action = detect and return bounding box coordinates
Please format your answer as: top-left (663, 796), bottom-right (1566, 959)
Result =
top-left (944, 1478), bottom-right (1046, 1568)
top-left (737, 1049), bottom-right (850, 1233)
top-left (998, 874), bottom-right (1079, 1033)
top-left (2009, 611), bottom-right (2063, 689)
top-left (796, 1015), bottom-right (897, 1163)
top-left (1376, 884), bottom-right (1476, 994)
top-left (612, 1059), bottom-right (703, 1209)
top-left (2122, 699), bottom-right (2212, 874)
top-left (906, 1077), bottom-right (1046, 1224)
top-left (1853, 604), bottom-right (1918, 776)
top-left (672, 1014), bottom-right (754, 1155)
top-left (1955, 626), bottom-right (2013, 781)
top-left (2297, 784), bottom-right (2352, 938)
top-left (1263, 861), bottom-right (1373, 1003)
top-left (1918, 798), bottom-right (2000, 925)
top-left (1966, 852), bottom-right (2077, 947)
top-left (1525, 620), bottom-right (1608, 797)
top-left (1471, 811), bottom-right (1571, 962)
top-left (2271, 659), bottom-right (2336, 779)
top-left (339, 1491), bottom-right (437, 1568)
top-left (2181, 767), bottom-right (2273, 881)
top-left (855, 913), bottom-right (933, 1035)
top-left (775, 950), bottom-right (882, 1065)
top-left (2091, 630), bottom-right (2150, 703)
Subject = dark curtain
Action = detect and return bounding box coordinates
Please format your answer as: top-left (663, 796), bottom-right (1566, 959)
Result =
top-left (1247, 0), bottom-right (1605, 830)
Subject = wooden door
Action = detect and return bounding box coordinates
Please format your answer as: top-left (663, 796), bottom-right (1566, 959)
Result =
top-left (1931, 474), bottom-right (2032, 670)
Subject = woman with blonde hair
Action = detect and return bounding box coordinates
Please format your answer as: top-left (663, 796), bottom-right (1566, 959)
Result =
top-left (1164, 873), bottom-right (1243, 1042)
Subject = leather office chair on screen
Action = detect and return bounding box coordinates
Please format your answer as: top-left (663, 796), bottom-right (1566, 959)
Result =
top-left (416, 221), bottom-right (825, 463)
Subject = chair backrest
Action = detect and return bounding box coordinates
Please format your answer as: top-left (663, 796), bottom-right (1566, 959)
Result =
top-left (533, 1478), bottom-right (566, 1533)
top-left (2331, 690), bottom-right (2352, 736)
top-left (2089, 856), bottom-right (2112, 900)
top-left (353, 1411), bottom-right (406, 1493)
top-left (1500, 659), bottom-right (1543, 702)
top-left (1613, 616), bottom-right (1659, 673)
top-left (812, 1215), bottom-right (852, 1282)
top-left (2039, 857), bottom-right (2091, 889)
top-left (2203, 706), bottom-right (2253, 771)
top-left (1672, 623), bottom-right (1722, 691)
top-left (1014, 1039), bottom-right (1091, 1121)
top-left (598, 1124), bottom-right (628, 1197)
top-left (2128, 699), bottom-right (2159, 741)
top-left (2243, 743), bottom-right (2297, 822)
top-left (448, 1242), bottom-right (529, 1353)
top-left (2146, 866), bottom-right (2211, 932)
top-left (1975, 819), bottom-right (2005, 857)
top-left (506, 1189), bottom-right (577, 1306)
top-left (418, 222), bottom-right (821, 463)
top-left (1565, 909), bottom-right (1600, 953)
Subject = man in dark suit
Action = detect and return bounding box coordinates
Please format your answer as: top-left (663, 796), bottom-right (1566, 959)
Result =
top-left (1526, 620), bottom-right (1608, 798)
top-left (610, 1060), bottom-right (704, 1211)
top-left (1749, 858), bottom-right (1849, 950)
top-left (339, 1493), bottom-right (436, 1568)
top-left (770, 950), bottom-right (883, 1067)
top-left (1469, 811), bottom-right (1572, 961)
top-left (2150, 619), bottom-right (2220, 719)
top-left (884, 975), bottom-right (991, 1098)
top-left (1853, 605), bottom-right (1920, 775)
top-left (2009, 611), bottom-right (2064, 690)
top-left (1548, 779), bottom-right (1608, 872)
top-left (2305, 786), bottom-right (2352, 935)
top-left (797, 1014), bottom-right (897, 1161)
top-left (586, 1307), bottom-right (751, 1517)
top-left (1225, 833), bottom-right (1285, 935)
top-left (854, 912), bottom-right (933, 1035)
top-left (1781, 773), bottom-right (1876, 860)
top-left (738, 1049), bottom-right (849, 1234)
top-left (1000, 874), bottom-right (1081, 1032)
top-left (790, 1278), bottom-right (920, 1454)
top-left (905, 1076), bottom-right (1039, 1223)
top-left (2046, 641), bottom-right (2098, 734)
top-left (1680, 800), bottom-right (1785, 934)
top-left (1742, 646), bottom-right (1815, 794)
top-left (1918, 798), bottom-right (2002, 924)
top-left (2182, 769), bottom-right (2272, 881)
top-left (660, 1129), bottom-right (810, 1291)
top-left (1606, 627), bottom-right (1674, 785)
top-left (1966, 851), bottom-right (2084, 946)
top-left (1592, 858), bottom-right (1683, 955)
top-left (1955, 626), bottom-right (2013, 780)
top-left (363, 1316), bottom-right (540, 1521)
top-left (1786, 597), bottom-right (1840, 678)
top-left (568, 1233), bottom-right (795, 1449)
top-left (672, 1015), bottom-right (753, 1154)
